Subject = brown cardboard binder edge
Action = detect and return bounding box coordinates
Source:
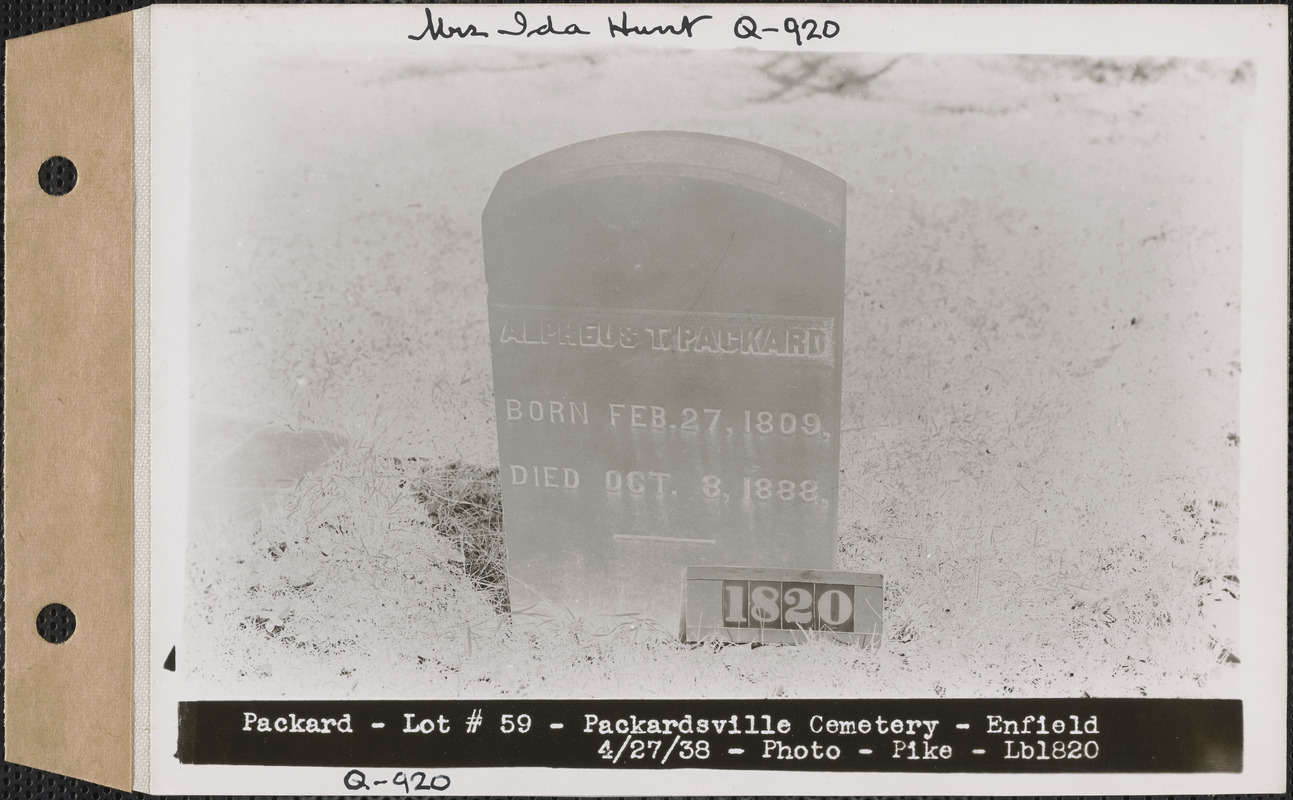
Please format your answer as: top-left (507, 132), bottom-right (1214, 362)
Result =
top-left (3, 12), bottom-right (135, 791)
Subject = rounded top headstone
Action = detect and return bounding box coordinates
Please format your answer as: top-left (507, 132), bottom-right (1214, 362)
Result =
top-left (481, 131), bottom-right (847, 627)
top-left (485, 131), bottom-right (845, 230)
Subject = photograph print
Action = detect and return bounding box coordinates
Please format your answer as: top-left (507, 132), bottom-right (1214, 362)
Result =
top-left (174, 32), bottom-right (1252, 703)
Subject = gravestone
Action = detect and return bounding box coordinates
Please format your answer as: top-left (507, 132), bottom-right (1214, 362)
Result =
top-left (482, 131), bottom-right (845, 628)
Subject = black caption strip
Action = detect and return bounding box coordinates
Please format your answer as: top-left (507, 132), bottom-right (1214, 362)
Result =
top-left (178, 698), bottom-right (1240, 773)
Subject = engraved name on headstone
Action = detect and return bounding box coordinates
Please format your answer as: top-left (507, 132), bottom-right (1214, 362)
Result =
top-left (482, 131), bottom-right (846, 627)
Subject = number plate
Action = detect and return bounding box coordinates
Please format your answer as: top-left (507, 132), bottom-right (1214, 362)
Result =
top-left (682, 565), bottom-right (882, 645)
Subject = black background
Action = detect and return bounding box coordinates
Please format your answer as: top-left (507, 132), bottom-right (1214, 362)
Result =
top-left (177, 699), bottom-right (1241, 773)
top-left (0, 2), bottom-right (1288, 799)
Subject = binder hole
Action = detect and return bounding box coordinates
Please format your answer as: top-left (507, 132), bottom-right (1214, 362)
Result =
top-left (38, 156), bottom-right (77, 196)
top-left (36, 603), bottom-right (76, 644)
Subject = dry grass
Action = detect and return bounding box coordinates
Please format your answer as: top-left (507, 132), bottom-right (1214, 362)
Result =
top-left (185, 442), bottom-right (1239, 699)
top-left (187, 448), bottom-right (504, 696)
top-left (408, 461), bottom-right (509, 614)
